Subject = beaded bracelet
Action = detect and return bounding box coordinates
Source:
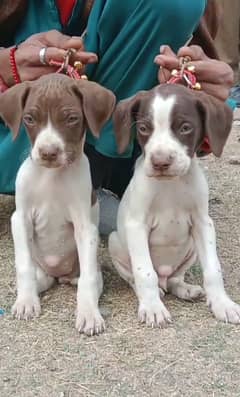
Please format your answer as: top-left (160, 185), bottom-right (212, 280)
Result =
top-left (9, 46), bottom-right (21, 84)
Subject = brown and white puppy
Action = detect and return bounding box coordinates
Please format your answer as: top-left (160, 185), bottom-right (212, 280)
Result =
top-left (109, 83), bottom-right (240, 327)
top-left (0, 74), bottom-right (116, 336)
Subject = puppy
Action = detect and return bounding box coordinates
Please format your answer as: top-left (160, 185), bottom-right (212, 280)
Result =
top-left (0, 74), bottom-right (116, 335)
top-left (109, 83), bottom-right (240, 327)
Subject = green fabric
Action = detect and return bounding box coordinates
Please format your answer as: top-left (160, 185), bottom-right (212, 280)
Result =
top-left (85, 0), bottom-right (206, 157)
top-left (0, 0), bottom-right (206, 193)
top-left (226, 97), bottom-right (237, 111)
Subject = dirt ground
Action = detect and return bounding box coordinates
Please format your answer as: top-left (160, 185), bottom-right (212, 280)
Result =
top-left (0, 110), bottom-right (240, 397)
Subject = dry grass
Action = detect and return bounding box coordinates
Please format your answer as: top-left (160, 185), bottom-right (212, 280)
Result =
top-left (1, 111), bottom-right (240, 397)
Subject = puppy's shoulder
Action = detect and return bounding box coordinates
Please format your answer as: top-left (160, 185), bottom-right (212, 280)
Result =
top-left (184, 159), bottom-right (209, 208)
top-left (15, 157), bottom-right (37, 192)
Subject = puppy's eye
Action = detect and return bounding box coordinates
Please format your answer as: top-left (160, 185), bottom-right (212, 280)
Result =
top-left (67, 115), bottom-right (80, 125)
top-left (179, 123), bottom-right (193, 135)
top-left (23, 114), bottom-right (35, 126)
top-left (137, 124), bottom-right (149, 135)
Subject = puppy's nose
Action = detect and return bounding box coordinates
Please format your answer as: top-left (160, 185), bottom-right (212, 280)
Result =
top-left (151, 153), bottom-right (173, 171)
top-left (39, 145), bottom-right (60, 161)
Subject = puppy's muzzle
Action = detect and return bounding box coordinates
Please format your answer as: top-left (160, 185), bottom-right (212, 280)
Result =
top-left (38, 145), bottom-right (62, 164)
top-left (150, 152), bottom-right (173, 172)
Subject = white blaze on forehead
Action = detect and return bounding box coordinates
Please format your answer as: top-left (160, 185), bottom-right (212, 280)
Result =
top-left (143, 93), bottom-right (191, 177)
top-left (151, 94), bottom-right (176, 132)
top-left (32, 119), bottom-right (65, 158)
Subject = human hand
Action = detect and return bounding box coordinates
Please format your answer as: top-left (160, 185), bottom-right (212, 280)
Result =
top-left (154, 45), bottom-right (234, 101)
top-left (4, 30), bottom-right (98, 86)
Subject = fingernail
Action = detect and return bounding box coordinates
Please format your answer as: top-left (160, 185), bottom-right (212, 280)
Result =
top-left (89, 55), bottom-right (98, 62)
top-left (160, 45), bottom-right (166, 53)
top-left (71, 36), bottom-right (82, 40)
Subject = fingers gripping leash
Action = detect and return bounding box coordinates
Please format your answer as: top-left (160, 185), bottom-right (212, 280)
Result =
top-left (49, 29), bottom-right (88, 80)
top-left (167, 56), bottom-right (201, 90)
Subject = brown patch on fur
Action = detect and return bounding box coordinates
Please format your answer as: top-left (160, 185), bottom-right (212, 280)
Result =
top-left (113, 84), bottom-right (233, 157)
top-left (0, 73), bottom-right (116, 144)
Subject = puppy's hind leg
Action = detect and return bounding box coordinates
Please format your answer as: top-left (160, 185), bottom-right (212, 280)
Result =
top-left (36, 266), bottom-right (55, 294)
top-left (167, 252), bottom-right (205, 301)
top-left (167, 278), bottom-right (205, 301)
top-left (109, 231), bottom-right (135, 289)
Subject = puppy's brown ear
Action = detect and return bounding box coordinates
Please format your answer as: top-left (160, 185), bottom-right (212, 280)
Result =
top-left (73, 80), bottom-right (116, 137)
top-left (195, 91), bottom-right (233, 157)
top-left (113, 91), bottom-right (147, 154)
top-left (0, 82), bottom-right (31, 139)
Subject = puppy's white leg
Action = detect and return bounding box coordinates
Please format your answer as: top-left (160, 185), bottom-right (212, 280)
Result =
top-left (109, 231), bottom-right (166, 299)
top-left (193, 215), bottom-right (240, 323)
top-left (73, 206), bottom-right (104, 336)
top-left (126, 221), bottom-right (171, 327)
top-left (11, 211), bottom-right (41, 320)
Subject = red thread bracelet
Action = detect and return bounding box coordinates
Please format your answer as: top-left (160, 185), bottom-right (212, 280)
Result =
top-left (9, 46), bottom-right (21, 84)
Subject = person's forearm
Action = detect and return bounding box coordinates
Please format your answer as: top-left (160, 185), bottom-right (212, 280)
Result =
top-left (0, 48), bottom-right (14, 87)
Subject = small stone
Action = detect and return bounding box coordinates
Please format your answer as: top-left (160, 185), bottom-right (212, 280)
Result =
top-left (209, 197), bottom-right (223, 205)
top-left (229, 157), bottom-right (240, 165)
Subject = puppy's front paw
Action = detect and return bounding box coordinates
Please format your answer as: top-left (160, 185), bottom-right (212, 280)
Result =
top-left (76, 306), bottom-right (105, 336)
top-left (138, 299), bottom-right (172, 328)
top-left (12, 295), bottom-right (41, 320)
top-left (208, 295), bottom-right (240, 324)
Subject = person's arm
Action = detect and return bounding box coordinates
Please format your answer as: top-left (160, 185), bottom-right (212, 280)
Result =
top-left (191, 0), bottom-right (221, 59)
top-left (0, 48), bottom-right (14, 87)
top-left (0, 31), bottom-right (98, 89)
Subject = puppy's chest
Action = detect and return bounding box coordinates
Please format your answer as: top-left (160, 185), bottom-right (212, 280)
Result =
top-left (32, 202), bottom-right (69, 231)
top-left (30, 199), bottom-right (73, 249)
top-left (27, 179), bottom-right (73, 247)
top-left (148, 187), bottom-right (193, 246)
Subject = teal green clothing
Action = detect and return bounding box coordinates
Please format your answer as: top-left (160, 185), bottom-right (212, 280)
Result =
top-left (0, 0), bottom-right (207, 193)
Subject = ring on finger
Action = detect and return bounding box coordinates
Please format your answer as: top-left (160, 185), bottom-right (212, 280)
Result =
top-left (39, 47), bottom-right (48, 65)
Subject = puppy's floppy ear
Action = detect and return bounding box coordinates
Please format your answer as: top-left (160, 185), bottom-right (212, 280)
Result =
top-left (113, 91), bottom-right (147, 154)
top-left (194, 90), bottom-right (233, 157)
top-left (0, 82), bottom-right (31, 139)
top-left (73, 80), bottom-right (116, 137)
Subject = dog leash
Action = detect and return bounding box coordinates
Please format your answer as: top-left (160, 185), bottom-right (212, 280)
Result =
top-left (167, 56), bottom-right (201, 90)
top-left (49, 29), bottom-right (88, 81)
top-left (167, 57), bottom-right (211, 156)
